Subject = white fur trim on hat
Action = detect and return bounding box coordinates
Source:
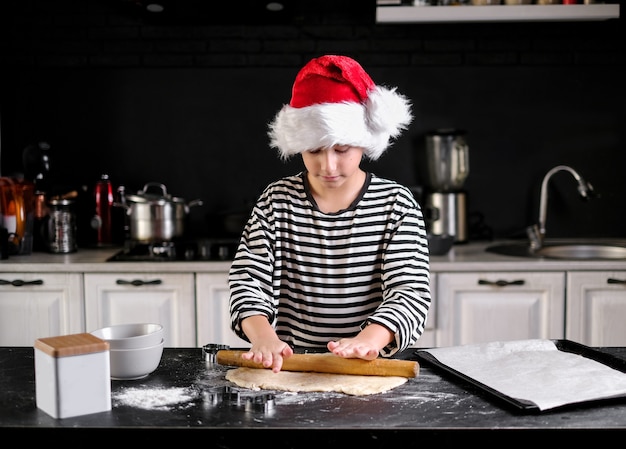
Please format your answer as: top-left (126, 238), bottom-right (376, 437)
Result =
top-left (269, 85), bottom-right (412, 161)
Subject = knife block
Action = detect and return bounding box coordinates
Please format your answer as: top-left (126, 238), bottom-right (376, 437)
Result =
top-left (34, 333), bottom-right (111, 419)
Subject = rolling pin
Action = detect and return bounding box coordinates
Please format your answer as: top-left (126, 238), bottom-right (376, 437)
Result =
top-left (216, 350), bottom-right (419, 378)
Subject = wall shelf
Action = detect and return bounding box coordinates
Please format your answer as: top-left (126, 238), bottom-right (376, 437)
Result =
top-left (376, 4), bottom-right (620, 23)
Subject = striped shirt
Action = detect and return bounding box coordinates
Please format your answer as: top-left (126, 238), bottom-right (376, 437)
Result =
top-left (228, 171), bottom-right (431, 356)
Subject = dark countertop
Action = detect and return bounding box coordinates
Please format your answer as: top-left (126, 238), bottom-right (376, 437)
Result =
top-left (2, 347), bottom-right (626, 445)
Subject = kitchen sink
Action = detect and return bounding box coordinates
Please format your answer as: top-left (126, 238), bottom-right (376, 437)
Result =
top-left (486, 240), bottom-right (626, 260)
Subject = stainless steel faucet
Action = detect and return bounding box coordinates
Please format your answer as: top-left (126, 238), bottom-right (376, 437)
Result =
top-left (526, 165), bottom-right (595, 250)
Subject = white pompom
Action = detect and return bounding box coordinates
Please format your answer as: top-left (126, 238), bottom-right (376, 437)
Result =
top-left (366, 86), bottom-right (413, 139)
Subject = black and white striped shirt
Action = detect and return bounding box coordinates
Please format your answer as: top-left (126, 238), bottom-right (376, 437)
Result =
top-left (229, 172), bottom-right (431, 356)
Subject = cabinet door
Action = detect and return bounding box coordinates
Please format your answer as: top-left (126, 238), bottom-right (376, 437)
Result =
top-left (0, 273), bottom-right (83, 346)
top-left (195, 273), bottom-right (250, 348)
top-left (84, 273), bottom-right (196, 347)
top-left (566, 271), bottom-right (626, 346)
top-left (437, 272), bottom-right (565, 347)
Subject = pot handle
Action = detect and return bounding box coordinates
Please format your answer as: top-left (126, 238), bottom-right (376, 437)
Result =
top-left (112, 202), bottom-right (130, 211)
top-left (142, 182), bottom-right (168, 197)
top-left (184, 199), bottom-right (203, 213)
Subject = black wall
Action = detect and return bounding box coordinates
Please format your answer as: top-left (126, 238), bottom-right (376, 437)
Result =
top-left (1, 0), bottom-right (624, 243)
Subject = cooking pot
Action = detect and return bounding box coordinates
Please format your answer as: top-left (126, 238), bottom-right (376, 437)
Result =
top-left (116, 182), bottom-right (202, 243)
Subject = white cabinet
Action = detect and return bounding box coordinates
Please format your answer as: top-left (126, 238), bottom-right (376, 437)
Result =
top-left (84, 273), bottom-right (196, 347)
top-left (195, 273), bottom-right (250, 348)
top-left (5, 246), bottom-right (625, 350)
top-left (436, 272), bottom-right (565, 347)
top-left (0, 273), bottom-right (83, 346)
top-left (566, 271), bottom-right (626, 347)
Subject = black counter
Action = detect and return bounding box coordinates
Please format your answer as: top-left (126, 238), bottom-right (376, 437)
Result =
top-left (2, 347), bottom-right (626, 445)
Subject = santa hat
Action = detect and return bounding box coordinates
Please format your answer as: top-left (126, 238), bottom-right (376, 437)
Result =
top-left (268, 55), bottom-right (413, 161)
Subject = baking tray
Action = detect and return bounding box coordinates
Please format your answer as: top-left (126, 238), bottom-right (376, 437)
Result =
top-left (414, 339), bottom-right (626, 413)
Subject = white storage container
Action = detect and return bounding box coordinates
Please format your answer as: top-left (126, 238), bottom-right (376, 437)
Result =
top-left (34, 333), bottom-right (111, 419)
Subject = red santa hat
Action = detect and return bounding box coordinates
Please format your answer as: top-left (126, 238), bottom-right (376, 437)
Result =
top-left (268, 55), bottom-right (413, 161)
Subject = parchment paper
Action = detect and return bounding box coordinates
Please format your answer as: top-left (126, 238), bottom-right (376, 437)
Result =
top-left (421, 339), bottom-right (626, 411)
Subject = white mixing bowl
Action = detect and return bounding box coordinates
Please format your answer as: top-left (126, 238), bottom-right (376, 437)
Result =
top-left (91, 323), bottom-right (164, 350)
top-left (109, 339), bottom-right (164, 380)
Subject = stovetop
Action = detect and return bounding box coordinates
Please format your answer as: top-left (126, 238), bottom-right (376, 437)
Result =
top-left (107, 238), bottom-right (239, 262)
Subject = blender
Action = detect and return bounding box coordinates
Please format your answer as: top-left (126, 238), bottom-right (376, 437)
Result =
top-left (417, 129), bottom-right (469, 243)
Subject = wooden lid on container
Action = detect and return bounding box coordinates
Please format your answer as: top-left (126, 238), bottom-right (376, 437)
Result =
top-left (34, 333), bottom-right (109, 357)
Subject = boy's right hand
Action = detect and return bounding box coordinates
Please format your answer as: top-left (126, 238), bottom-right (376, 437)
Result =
top-left (241, 341), bottom-right (294, 373)
top-left (240, 315), bottom-right (294, 372)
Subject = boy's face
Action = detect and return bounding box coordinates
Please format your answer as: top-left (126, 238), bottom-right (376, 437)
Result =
top-left (301, 145), bottom-right (364, 188)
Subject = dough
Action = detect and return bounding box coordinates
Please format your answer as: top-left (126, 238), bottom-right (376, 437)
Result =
top-left (225, 367), bottom-right (408, 396)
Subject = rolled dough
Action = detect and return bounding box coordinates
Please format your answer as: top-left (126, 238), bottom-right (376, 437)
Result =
top-left (225, 367), bottom-right (408, 396)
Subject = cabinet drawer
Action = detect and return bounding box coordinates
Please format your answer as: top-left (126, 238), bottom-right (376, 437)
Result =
top-left (436, 272), bottom-right (565, 347)
top-left (84, 273), bottom-right (196, 347)
top-left (0, 273), bottom-right (83, 346)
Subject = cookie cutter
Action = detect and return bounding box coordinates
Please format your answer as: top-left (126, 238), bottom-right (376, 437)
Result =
top-left (204, 386), bottom-right (275, 413)
top-left (202, 343), bottom-right (230, 364)
top-left (245, 392), bottom-right (275, 413)
top-left (204, 385), bottom-right (244, 406)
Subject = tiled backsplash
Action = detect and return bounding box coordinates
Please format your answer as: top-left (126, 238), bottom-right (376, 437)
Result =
top-left (0, 0), bottom-right (623, 240)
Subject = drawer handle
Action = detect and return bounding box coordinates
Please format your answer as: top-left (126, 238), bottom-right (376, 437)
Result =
top-left (116, 279), bottom-right (163, 286)
top-left (478, 279), bottom-right (525, 287)
top-left (0, 279), bottom-right (44, 287)
top-left (607, 278), bottom-right (626, 285)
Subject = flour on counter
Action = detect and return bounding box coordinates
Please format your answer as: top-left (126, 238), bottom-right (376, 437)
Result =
top-left (113, 386), bottom-right (199, 411)
top-left (274, 391), bottom-right (343, 405)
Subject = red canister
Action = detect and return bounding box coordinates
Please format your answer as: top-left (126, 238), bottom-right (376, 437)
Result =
top-left (91, 174), bottom-right (114, 246)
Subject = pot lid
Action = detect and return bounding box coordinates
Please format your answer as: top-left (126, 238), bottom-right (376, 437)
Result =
top-left (126, 182), bottom-right (186, 204)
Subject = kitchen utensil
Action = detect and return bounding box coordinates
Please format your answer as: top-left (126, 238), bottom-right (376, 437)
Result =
top-left (91, 174), bottom-right (114, 246)
top-left (108, 338), bottom-right (164, 380)
top-left (416, 339), bottom-right (626, 412)
top-left (418, 129), bottom-right (470, 243)
top-left (116, 182), bottom-right (202, 243)
top-left (203, 343), bottom-right (230, 364)
top-left (0, 176), bottom-right (35, 255)
top-left (44, 198), bottom-right (78, 253)
top-left (216, 350), bottom-right (419, 378)
top-left (90, 323), bottom-right (164, 350)
top-left (204, 386), bottom-right (276, 412)
top-left (419, 129), bottom-right (469, 192)
top-left (424, 191), bottom-right (468, 243)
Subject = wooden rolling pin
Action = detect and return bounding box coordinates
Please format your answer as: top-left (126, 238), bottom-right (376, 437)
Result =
top-left (216, 350), bottom-right (419, 378)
